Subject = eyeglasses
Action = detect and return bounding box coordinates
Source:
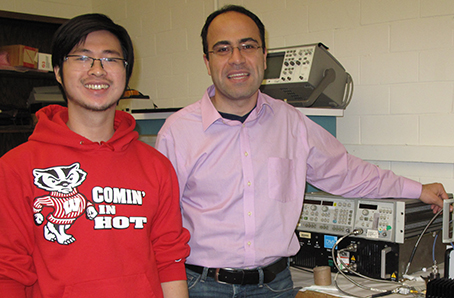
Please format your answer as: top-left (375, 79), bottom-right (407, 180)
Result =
top-left (208, 43), bottom-right (262, 57)
top-left (64, 55), bottom-right (128, 72)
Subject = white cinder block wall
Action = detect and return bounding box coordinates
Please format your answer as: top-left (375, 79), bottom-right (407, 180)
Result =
top-left (93, 0), bottom-right (454, 194)
top-left (4, 0), bottom-right (454, 193)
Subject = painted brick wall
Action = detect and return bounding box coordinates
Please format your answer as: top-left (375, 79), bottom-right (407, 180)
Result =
top-left (4, 0), bottom-right (454, 192)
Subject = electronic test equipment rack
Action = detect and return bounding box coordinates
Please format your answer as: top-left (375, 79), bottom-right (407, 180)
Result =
top-left (292, 192), bottom-right (444, 280)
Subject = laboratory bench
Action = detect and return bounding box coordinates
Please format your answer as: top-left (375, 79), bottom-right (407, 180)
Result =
top-left (291, 266), bottom-right (432, 298)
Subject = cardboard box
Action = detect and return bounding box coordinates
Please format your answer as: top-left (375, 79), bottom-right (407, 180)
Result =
top-left (0, 44), bottom-right (38, 68)
top-left (37, 53), bottom-right (52, 71)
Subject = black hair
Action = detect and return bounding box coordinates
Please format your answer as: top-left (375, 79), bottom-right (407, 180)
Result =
top-left (201, 5), bottom-right (266, 60)
top-left (51, 13), bottom-right (134, 91)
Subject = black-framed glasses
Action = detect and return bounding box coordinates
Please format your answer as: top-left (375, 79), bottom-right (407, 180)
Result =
top-left (64, 55), bottom-right (128, 72)
top-left (208, 43), bottom-right (262, 57)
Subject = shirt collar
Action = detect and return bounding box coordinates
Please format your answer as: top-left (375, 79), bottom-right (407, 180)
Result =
top-left (201, 85), bottom-right (275, 131)
top-left (201, 85), bottom-right (221, 131)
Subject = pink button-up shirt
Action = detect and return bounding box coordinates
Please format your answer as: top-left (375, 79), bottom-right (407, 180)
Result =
top-left (156, 85), bottom-right (421, 269)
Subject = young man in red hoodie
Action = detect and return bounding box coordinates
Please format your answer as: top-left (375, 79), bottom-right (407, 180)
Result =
top-left (0, 13), bottom-right (190, 298)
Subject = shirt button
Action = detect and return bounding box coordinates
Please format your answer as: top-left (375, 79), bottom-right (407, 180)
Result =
top-left (248, 212), bottom-right (252, 216)
top-left (244, 152), bottom-right (248, 156)
top-left (247, 241), bottom-right (251, 246)
top-left (247, 181), bottom-right (251, 186)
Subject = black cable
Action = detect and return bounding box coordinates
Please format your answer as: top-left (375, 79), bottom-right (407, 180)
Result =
top-left (370, 290), bottom-right (394, 297)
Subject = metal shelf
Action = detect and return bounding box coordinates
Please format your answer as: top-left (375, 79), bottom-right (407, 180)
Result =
top-left (0, 125), bottom-right (34, 133)
top-left (131, 107), bottom-right (343, 120)
top-left (0, 68), bottom-right (55, 79)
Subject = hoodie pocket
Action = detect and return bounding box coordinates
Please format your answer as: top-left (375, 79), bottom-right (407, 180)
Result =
top-left (62, 273), bottom-right (156, 298)
top-left (268, 157), bottom-right (296, 203)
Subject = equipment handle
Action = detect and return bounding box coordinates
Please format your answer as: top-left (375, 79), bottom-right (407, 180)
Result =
top-left (299, 68), bottom-right (336, 107)
top-left (381, 246), bottom-right (393, 279)
top-left (442, 199), bottom-right (454, 243)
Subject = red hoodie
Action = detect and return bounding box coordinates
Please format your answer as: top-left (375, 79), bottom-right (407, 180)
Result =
top-left (0, 105), bottom-right (190, 298)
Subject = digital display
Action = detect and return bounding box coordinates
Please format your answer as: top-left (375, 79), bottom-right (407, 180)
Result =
top-left (264, 52), bottom-right (285, 80)
top-left (359, 203), bottom-right (378, 210)
top-left (322, 201), bottom-right (334, 206)
top-left (304, 199), bottom-right (321, 205)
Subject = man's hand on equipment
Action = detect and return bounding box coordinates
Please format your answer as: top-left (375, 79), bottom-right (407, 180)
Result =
top-left (419, 183), bottom-right (449, 213)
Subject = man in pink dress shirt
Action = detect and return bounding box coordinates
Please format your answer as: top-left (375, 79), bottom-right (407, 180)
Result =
top-left (156, 5), bottom-right (448, 298)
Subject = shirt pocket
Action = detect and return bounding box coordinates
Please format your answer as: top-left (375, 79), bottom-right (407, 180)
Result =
top-left (268, 157), bottom-right (296, 203)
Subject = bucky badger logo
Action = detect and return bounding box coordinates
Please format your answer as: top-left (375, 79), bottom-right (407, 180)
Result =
top-left (32, 163), bottom-right (97, 245)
